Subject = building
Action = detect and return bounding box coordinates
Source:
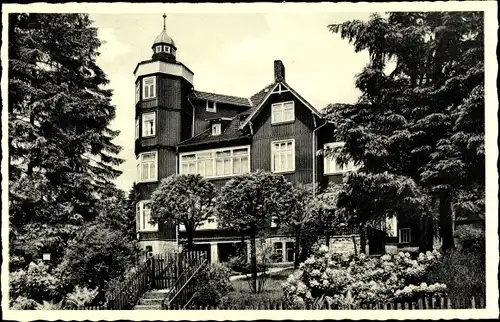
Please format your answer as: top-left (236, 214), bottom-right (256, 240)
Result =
top-left (134, 17), bottom-right (420, 263)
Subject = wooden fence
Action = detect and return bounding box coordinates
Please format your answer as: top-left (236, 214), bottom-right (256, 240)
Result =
top-left (76, 295), bottom-right (485, 310)
top-left (182, 296), bottom-right (486, 310)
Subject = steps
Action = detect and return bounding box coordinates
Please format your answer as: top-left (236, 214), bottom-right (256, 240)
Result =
top-left (133, 289), bottom-right (171, 310)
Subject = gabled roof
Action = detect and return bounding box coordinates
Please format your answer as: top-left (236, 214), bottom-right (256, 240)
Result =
top-left (189, 90), bottom-right (251, 108)
top-left (239, 81), bottom-right (322, 130)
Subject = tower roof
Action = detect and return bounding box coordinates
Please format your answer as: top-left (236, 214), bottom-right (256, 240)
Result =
top-left (153, 14), bottom-right (175, 47)
top-left (153, 30), bottom-right (175, 47)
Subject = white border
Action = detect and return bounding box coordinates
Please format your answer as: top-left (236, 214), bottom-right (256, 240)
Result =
top-left (2, 2), bottom-right (498, 321)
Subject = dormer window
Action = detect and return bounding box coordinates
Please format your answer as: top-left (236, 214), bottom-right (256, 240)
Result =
top-left (212, 123), bottom-right (221, 136)
top-left (206, 101), bottom-right (217, 113)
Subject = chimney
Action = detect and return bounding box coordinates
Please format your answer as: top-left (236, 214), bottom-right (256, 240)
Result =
top-left (274, 60), bottom-right (285, 82)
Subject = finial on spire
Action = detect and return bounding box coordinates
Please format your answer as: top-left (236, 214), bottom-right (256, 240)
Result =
top-left (163, 13), bottom-right (167, 31)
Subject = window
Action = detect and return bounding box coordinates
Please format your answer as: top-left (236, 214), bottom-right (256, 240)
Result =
top-left (206, 101), bottom-right (217, 112)
top-left (271, 216), bottom-right (278, 228)
top-left (271, 101), bottom-right (294, 124)
top-left (324, 142), bottom-right (355, 174)
top-left (274, 243), bottom-right (283, 262)
top-left (137, 151), bottom-right (157, 182)
top-left (163, 45), bottom-right (170, 53)
top-left (398, 228), bottom-right (411, 244)
top-left (135, 118), bottom-right (139, 139)
top-left (179, 146), bottom-right (250, 178)
top-left (142, 112), bottom-right (156, 137)
top-left (212, 123), bottom-right (221, 136)
top-left (155, 45), bottom-right (162, 53)
top-left (386, 215), bottom-right (398, 237)
top-left (271, 140), bottom-right (295, 173)
top-left (142, 76), bottom-right (156, 100)
top-left (135, 82), bottom-right (140, 104)
top-left (137, 201), bottom-right (158, 232)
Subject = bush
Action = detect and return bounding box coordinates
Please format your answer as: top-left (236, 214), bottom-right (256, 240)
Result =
top-left (426, 248), bottom-right (485, 298)
top-left (454, 225), bottom-right (485, 253)
top-left (191, 263), bottom-right (233, 307)
top-left (226, 254), bottom-right (266, 274)
top-left (282, 245), bottom-right (446, 309)
top-left (61, 225), bottom-right (136, 300)
top-left (10, 296), bottom-right (38, 310)
top-left (65, 286), bottom-right (99, 307)
top-left (9, 261), bottom-right (69, 305)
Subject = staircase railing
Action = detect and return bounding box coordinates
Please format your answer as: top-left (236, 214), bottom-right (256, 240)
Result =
top-left (161, 250), bottom-right (208, 309)
top-left (105, 253), bottom-right (154, 310)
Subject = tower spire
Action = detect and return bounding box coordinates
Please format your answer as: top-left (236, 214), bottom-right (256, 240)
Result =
top-left (163, 13), bottom-right (167, 31)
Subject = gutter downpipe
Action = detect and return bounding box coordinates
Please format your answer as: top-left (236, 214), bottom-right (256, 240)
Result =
top-left (312, 121), bottom-right (328, 198)
top-left (187, 96), bottom-right (196, 138)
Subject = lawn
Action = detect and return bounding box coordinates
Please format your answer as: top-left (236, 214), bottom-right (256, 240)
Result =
top-left (222, 268), bottom-right (298, 308)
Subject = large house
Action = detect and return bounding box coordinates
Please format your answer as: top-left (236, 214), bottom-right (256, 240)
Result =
top-left (134, 18), bottom-right (418, 263)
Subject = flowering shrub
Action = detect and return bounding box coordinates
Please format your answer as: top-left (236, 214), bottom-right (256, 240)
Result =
top-left (282, 246), bottom-right (446, 308)
top-left (9, 261), bottom-right (69, 305)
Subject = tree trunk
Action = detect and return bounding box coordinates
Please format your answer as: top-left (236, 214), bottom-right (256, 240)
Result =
top-left (239, 232), bottom-right (246, 262)
top-left (186, 227), bottom-right (195, 251)
top-left (439, 189), bottom-right (455, 252)
top-left (294, 228), bottom-right (301, 268)
top-left (250, 226), bottom-right (257, 293)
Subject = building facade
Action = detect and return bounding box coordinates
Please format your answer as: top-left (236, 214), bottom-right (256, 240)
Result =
top-left (134, 19), bottom-right (420, 263)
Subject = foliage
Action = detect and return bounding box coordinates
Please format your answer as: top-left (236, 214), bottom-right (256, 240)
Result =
top-left (426, 248), bottom-right (485, 298)
top-left (60, 224), bottom-right (137, 299)
top-left (217, 170), bottom-right (297, 293)
top-left (282, 246), bottom-right (446, 309)
top-left (325, 12), bottom-right (484, 252)
top-left (453, 225), bottom-right (485, 253)
top-left (9, 13), bottom-right (124, 269)
top-left (10, 296), bottom-right (39, 310)
top-left (65, 285), bottom-right (99, 307)
top-left (9, 261), bottom-right (70, 305)
top-left (281, 183), bottom-right (314, 268)
top-left (192, 264), bottom-right (233, 307)
top-left (150, 174), bottom-right (218, 248)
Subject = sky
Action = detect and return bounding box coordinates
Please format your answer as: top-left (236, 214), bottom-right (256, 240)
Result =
top-left (89, 12), bottom-right (372, 191)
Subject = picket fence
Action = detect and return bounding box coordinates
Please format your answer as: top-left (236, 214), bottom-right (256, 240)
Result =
top-left (75, 295), bottom-right (485, 310)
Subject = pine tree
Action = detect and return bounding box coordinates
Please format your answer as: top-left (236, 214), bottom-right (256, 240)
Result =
top-left (9, 13), bottom-right (124, 268)
top-left (325, 12), bottom-right (484, 252)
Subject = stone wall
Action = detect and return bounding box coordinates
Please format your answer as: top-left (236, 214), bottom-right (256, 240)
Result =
top-left (138, 240), bottom-right (178, 255)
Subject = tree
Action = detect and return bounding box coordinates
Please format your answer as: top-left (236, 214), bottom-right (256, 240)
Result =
top-left (282, 183), bottom-right (314, 268)
top-left (325, 12), bottom-right (484, 252)
top-left (150, 174), bottom-right (218, 250)
top-left (309, 184), bottom-right (350, 249)
top-left (9, 13), bottom-right (123, 268)
top-left (217, 170), bottom-right (296, 292)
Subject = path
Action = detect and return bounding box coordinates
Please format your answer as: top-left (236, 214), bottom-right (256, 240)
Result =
top-left (229, 266), bottom-right (293, 281)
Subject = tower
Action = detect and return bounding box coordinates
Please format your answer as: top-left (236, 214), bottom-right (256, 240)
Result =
top-left (133, 14), bottom-right (194, 254)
